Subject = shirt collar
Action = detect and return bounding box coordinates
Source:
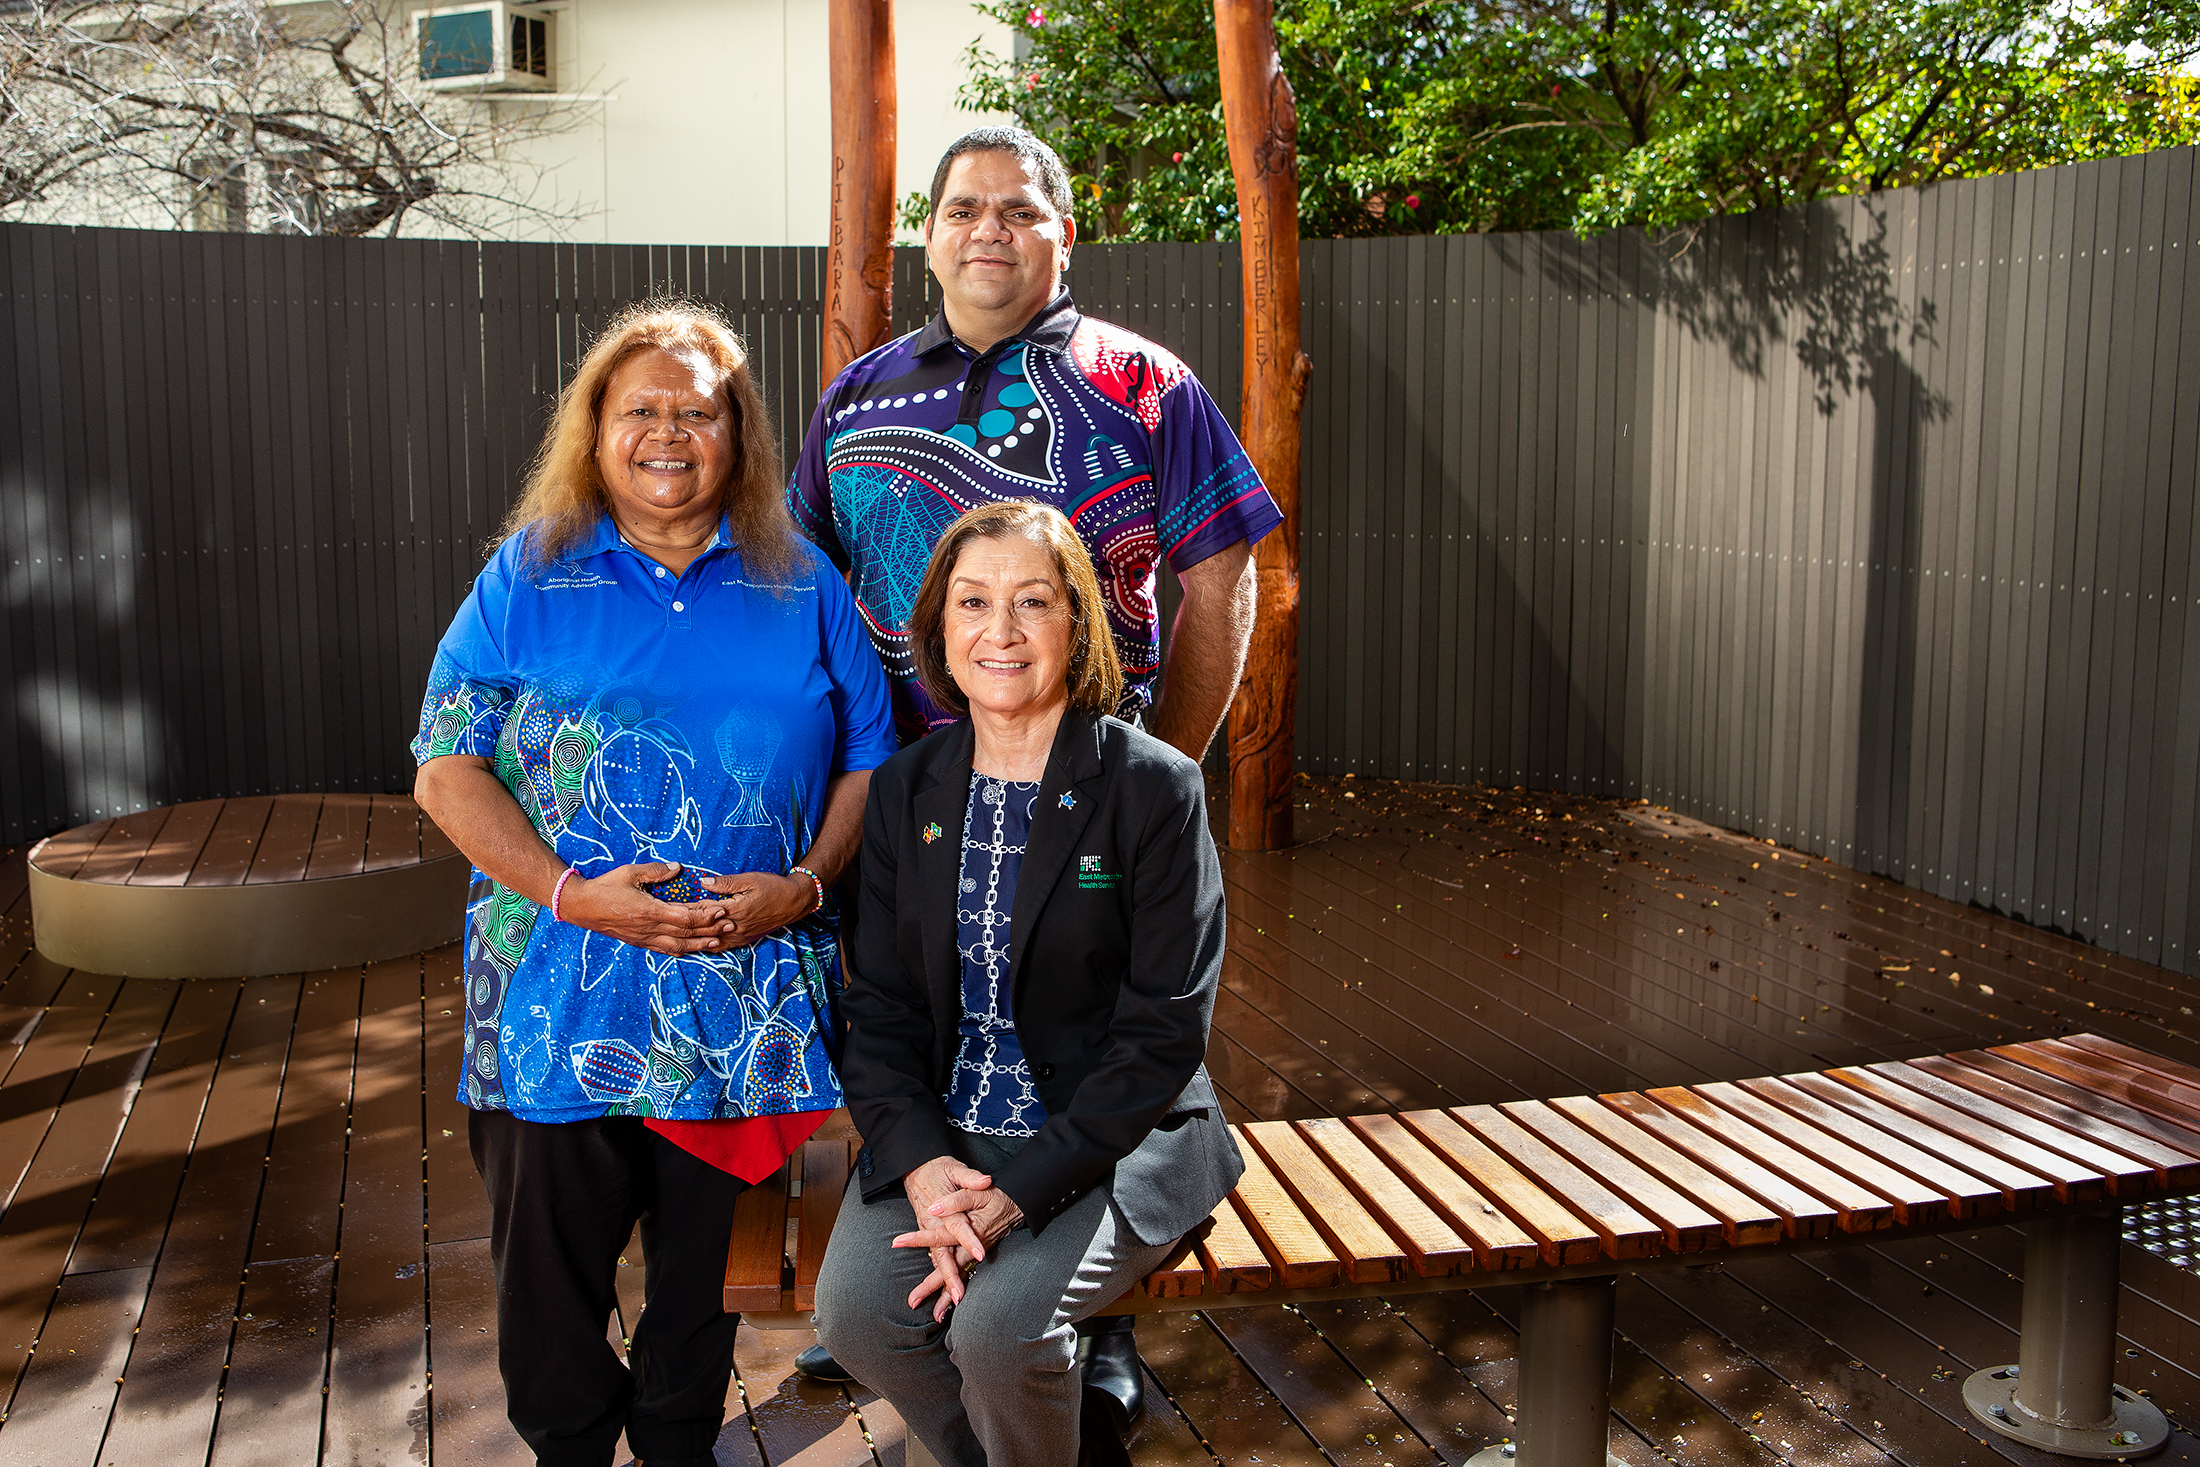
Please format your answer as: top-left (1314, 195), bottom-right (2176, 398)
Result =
top-left (570, 509), bottom-right (735, 563)
top-left (911, 288), bottom-right (1081, 360)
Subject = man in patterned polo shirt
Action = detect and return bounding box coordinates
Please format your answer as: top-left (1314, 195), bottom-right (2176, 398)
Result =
top-left (786, 125), bottom-right (1281, 1439)
top-left (789, 125), bottom-right (1281, 757)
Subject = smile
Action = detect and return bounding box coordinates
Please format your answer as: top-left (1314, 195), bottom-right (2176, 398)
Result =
top-left (975, 658), bottom-right (1030, 670)
top-left (638, 459), bottom-right (693, 470)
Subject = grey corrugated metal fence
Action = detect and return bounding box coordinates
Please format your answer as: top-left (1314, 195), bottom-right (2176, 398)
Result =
top-left (1291, 149), bottom-right (2200, 974)
top-left (5, 145), bottom-right (2198, 974)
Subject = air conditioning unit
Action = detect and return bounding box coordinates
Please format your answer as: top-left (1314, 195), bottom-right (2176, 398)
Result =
top-left (416, 2), bottom-right (554, 93)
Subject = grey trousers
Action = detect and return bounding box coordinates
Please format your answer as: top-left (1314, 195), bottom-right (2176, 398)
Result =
top-left (812, 1132), bottom-right (1171, 1467)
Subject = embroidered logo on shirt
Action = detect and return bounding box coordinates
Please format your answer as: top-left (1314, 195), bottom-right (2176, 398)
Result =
top-left (923, 822), bottom-right (943, 844)
top-left (537, 568), bottom-right (617, 590)
top-left (1077, 854), bottom-right (1121, 890)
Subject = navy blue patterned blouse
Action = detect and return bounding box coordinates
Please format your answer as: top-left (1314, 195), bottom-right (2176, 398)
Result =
top-left (943, 774), bottom-right (1048, 1136)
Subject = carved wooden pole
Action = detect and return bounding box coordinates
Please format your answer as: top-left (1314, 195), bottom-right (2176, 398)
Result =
top-left (825, 0), bottom-right (897, 386)
top-left (1216, 0), bottom-right (1311, 850)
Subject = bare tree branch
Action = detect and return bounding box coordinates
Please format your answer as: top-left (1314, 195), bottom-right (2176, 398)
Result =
top-left (0, 0), bottom-right (598, 237)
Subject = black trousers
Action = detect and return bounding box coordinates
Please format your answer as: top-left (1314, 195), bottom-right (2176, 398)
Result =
top-left (470, 1108), bottom-right (750, 1467)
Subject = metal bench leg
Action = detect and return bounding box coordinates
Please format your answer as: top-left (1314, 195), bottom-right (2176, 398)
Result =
top-left (1963, 1207), bottom-right (2169, 1459)
top-left (1469, 1276), bottom-right (1625, 1467)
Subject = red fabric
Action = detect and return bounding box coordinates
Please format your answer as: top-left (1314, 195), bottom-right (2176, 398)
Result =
top-left (645, 1110), bottom-right (832, 1184)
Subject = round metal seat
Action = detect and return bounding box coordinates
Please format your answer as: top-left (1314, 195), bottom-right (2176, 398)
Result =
top-left (27, 794), bottom-right (468, 978)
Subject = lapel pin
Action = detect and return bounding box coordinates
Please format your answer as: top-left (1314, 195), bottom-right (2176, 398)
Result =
top-left (922, 822), bottom-right (943, 844)
top-left (1059, 791), bottom-right (1077, 810)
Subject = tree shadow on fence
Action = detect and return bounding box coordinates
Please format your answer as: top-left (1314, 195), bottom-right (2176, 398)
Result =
top-left (1532, 196), bottom-right (1949, 858)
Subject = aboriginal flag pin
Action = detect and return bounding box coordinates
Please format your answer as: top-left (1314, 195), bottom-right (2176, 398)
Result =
top-left (922, 822), bottom-right (944, 844)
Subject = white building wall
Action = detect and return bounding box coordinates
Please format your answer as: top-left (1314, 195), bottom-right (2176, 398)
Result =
top-left (508, 0), bottom-right (1011, 245)
top-left (5, 0), bottom-right (1012, 245)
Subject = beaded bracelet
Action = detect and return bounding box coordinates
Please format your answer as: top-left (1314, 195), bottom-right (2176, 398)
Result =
top-left (550, 866), bottom-right (579, 922)
top-left (789, 864), bottom-right (825, 916)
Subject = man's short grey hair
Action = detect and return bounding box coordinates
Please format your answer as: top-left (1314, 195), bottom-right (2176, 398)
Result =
top-left (927, 126), bottom-right (1075, 222)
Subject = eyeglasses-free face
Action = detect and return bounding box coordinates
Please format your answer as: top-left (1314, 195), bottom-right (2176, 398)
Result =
top-left (943, 533), bottom-right (1076, 727)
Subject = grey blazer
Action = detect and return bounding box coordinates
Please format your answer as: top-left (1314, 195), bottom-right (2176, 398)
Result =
top-left (837, 709), bottom-right (1244, 1245)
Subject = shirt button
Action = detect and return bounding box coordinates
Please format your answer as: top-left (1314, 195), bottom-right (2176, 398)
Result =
top-left (672, 600), bottom-right (685, 612)
top-left (654, 566), bottom-right (667, 578)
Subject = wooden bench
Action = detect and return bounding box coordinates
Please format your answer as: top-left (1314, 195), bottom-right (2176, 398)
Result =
top-left (26, 794), bottom-right (468, 978)
top-left (729, 1033), bottom-right (2200, 1465)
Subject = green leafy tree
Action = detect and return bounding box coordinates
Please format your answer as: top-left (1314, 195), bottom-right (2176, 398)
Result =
top-left (935, 0), bottom-right (2200, 240)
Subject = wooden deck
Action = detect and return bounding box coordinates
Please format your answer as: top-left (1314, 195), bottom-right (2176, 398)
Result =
top-left (1, 776), bottom-right (2197, 1465)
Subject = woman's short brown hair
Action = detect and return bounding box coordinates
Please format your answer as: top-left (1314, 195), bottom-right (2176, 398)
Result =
top-left (908, 502), bottom-right (1125, 719)
top-left (498, 298), bottom-right (794, 578)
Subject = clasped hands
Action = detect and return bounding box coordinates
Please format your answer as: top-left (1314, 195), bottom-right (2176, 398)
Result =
top-left (557, 861), bottom-right (815, 955)
top-left (894, 1155), bottom-right (1025, 1321)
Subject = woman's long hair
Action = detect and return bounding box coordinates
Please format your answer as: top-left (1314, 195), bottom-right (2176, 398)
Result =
top-left (499, 299), bottom-right (795, 579)
top-left (908, 500), bottom-right (1125, 718)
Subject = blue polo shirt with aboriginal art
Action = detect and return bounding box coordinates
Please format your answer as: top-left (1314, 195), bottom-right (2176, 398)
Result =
top-left (788, 291), bottom-right (1283, 740)
top-left (411, 515), bottom-right (897, 1125)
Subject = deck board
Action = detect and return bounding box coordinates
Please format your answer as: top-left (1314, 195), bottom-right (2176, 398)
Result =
top-left (1, 775), bottom-right (2197, 1464)
top-left (126, 799), bottom-right (226, 887)
top-left (245, 794), bottom-right (324, 885)
top-left (100, 974), bottom-right (300, 1463)
top-left (185, 796), bottom-right (274, 888)
top-left (321, 960), bottom-right (430, 1460)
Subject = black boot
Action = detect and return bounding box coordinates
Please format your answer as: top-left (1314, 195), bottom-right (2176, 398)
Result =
top-left (793, 1341), bottom-right (857, 1384)
top-left (1078, 1314), bottom-right (1145, 1437)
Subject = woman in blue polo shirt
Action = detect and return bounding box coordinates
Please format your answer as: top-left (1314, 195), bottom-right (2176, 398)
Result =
top-left (413, 301), bottom-right (896, 1467)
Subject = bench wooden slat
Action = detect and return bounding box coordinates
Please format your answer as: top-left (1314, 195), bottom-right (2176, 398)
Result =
top-left (1909, 1055), bottom-right (2200, 1185)
top-left (1347, 1113), bottom-right (1540, 1270)
top-left (1595, 1092), bottom-right (1850, 1239)
top-left (1140, 1236), bottom-right (1206, 1297)
top-left (74, 808), bottom-right (171, 883)
top-left (1503, 1100), bottom-right (1730, 1253)
top-left (1191, 1195), bottom-right (1273, 1292)
top-left (1778, 1072), bottom-right (2064, 1210)
top-left (124, 800), bottom-right (225, 887)
top-left (726, 1163), bottom-right (789, 1312)
top-left (1998, 1039), bottom-right (2200, 1135)
top-left (1863, 1061), bottom-right (2159, 1196)
top-left (305, 794), bottom-right (374, 881)
top-left (185, 797), bottom-right (274, 887)
top-left (794, 1137), bottom-right (851, 1311)
top-left (1451, 1106), bottom-right (1662, 1260)
top-left (1398, 1109), bottom-right (1603, 1265)
top-left (1956, 1049), bottom-right (2200, 1166)
top-left (1294, 1117), bottom-right (1475, 1279)
top-left (247, 796), bottom-right (324, 884)
top-left (362, 796), bottom-right (422, 874)
top-left (1648, 1085), bottom-right (1904, 1230)
top-left (1826, 1066), bottom-right (2111, 1202)
top-left (1225, 1131), bottom-right (1341, 1289)
top-left (1737, 1076), bottom-right (2007, 1218)
top-left (1686, 1080), bottom-right (1956, 1226)
top-left (31, 820), bottom-right (114, 878)
top-left (2058, 1033), bottom-right (2200, 1091)
top-left (1240, 1121), bottom-right (1407, 1284)
top-left (1543, 1092), bottom-right (1783, 1244)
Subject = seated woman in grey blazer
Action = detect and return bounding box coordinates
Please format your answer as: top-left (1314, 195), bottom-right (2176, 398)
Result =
top-left (813, 500), bottom-right (1243, 1467)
